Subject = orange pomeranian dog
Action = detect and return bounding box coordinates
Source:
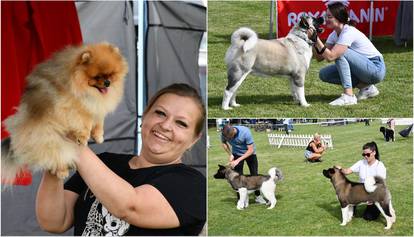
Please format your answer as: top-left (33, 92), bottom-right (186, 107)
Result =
top-left (2, 42), bottom-right (128, 181)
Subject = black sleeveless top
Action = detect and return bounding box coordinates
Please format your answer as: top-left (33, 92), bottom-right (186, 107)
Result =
top-left (306, 141), bottom-right (321, 152)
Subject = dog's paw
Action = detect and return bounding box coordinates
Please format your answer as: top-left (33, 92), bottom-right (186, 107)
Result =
top-left (50, 167), bottom-right (70, 179)
top-left (93, 135), bottom-right (104, 144)
top-left (340, 222), bottom-right (347, 226)
top-left (222, 106), bottom-right (233, 110)
top-left (77, 137), bottom-right (88, 146)
top-left (231, 103), bottom-right (241, 107)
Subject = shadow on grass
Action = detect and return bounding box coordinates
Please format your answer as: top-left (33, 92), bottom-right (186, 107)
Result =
top-left (316, 201), bottom-right (342, 221)
top-left (208, 94), bottom-right (338, 107)
top-left (218, 193), bottom-right (284, 206)
top-left (373, 37), bottom-right (413, 54)
top-left (317, 202), bottom-right (388, 227)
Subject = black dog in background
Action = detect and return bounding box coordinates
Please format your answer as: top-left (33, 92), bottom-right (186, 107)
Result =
top-left (380, 127), bottom-right (394, 142)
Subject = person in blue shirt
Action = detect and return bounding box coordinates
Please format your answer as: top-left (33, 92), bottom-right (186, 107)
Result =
top-left (221, 124), bottom-right (266, 204)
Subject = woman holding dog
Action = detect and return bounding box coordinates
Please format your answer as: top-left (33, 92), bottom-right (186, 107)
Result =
top-left (36, 84), bottom-right (206, 235)
top-left (337, 141), bottom-right (386, 221)
top-left (309, 2), bottom-right (386, 106)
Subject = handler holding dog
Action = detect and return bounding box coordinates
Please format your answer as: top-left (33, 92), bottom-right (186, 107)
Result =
top-left (336, 141), bottom-right (386, 221)
top-left (221, 124), bottom-right (266, 204)
top-left (309, 2), bottom-right (386, 106)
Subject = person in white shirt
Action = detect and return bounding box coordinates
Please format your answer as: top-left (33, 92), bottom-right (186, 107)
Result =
top-left (308, 2), bottom-right (386, 106)
top-left (336, 141), bottom-right (386, 221)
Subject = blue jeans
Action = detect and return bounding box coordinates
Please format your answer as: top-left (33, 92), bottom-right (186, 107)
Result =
top-left (319, 49), bottom-right (386, 89)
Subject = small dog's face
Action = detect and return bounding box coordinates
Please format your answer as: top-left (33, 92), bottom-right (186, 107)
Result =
top-left (74, 43), bottom-right (128, 97)
top-left (299, 15), bottom-right (325, 33)
top-left (213, 164), bottom-right (228, 179)
top-left (323, 166), bottom-right (339, 179)
top-left (380, 127), bottom-right (386, 132)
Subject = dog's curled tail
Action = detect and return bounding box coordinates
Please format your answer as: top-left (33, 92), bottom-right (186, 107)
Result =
top-left (231, 27), bottom-right (258, 52)
top-left (364, 176), bottom-right (385, 193)
top-left (268, 167), bottom-right (284, 181)
top-left (1, 137), bottom-right (24, 186)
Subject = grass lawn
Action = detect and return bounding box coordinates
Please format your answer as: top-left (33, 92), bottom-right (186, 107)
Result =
top-left (207, 120), bottom-right (413, 235)
top-left (207, 1), bottom-right (413, 118)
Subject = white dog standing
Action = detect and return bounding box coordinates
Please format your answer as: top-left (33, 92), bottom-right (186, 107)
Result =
top-left (222, 16), bottom-right (324, 110)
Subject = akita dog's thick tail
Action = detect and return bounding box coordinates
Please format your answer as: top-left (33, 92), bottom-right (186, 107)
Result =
top-left (268, 167), bottom-right (284, 181)
top-left (230, 27), bottom-right (258, 53)
top-left (364, 176), bottom-right (385, 193)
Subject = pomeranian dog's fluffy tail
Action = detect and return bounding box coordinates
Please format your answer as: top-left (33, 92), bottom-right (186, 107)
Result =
top-left (2, 112), bottom-right (80, 182)
top-left (1, 137), bottom-right (22, 184)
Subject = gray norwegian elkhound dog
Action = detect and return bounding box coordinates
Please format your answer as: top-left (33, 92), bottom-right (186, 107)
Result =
top-left (222, 16), bottom-right (324, 110)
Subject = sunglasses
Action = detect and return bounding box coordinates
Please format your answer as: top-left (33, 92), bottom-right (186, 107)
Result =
top-left (362, 152), bottom-right (373, 157)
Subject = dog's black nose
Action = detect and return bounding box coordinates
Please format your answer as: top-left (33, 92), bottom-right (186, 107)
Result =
top-left (104, 79), bottom-right (110, 87)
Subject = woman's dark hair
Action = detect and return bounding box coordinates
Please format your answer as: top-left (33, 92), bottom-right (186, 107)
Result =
top-left (327, 2), bottom-right (356, 26)
top-left (143, 83), bottom-right (206, 136)
top-left (363, 141), bottom-right (380, 160)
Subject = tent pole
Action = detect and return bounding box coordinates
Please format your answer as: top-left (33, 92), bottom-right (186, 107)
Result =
top-left (369, 0), bottom-right (373, 41)
top-left (136, 0), bottom-right (146, 155)
top-left (269, 0), bottom-right (275, 39)
top-left (275, 0), bottom-right (278, 38)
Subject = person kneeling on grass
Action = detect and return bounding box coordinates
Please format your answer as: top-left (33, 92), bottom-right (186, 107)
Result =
top-left (304, 133), bottom-right (326, 162)
top-left (309, 2), bottom-right (386, 106)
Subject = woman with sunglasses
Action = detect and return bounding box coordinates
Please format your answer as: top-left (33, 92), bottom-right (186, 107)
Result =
top-left (336, 141), bottom-right (386, 221)
top-left (308, 2), bottom-right (386, 106)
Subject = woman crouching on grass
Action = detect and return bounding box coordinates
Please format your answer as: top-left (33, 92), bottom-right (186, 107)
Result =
top-left (304, 133), bottom-right (326, 162)
top-left (309, 2), bottom-right (386, 106)
top-left (36, 83), bottom-right (206, 236)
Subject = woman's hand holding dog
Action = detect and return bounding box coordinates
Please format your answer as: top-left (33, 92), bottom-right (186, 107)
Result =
top-left (307, 28), bottom-right (318, 43)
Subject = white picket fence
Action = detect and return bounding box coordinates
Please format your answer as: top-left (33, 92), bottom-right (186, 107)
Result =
top-left (268, 134), bottom-right (333, 149)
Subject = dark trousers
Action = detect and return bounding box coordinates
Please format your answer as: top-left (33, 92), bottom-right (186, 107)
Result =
top-left (353, 204), bottom-right (381, 220)
top-left (233, 154), bottom-right (260, 197)
top-left (363, 204), bottom-right (381, 220)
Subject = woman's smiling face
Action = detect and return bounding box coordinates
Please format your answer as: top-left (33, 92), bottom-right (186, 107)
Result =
top-left (141, 93), bottom-right (201, 164)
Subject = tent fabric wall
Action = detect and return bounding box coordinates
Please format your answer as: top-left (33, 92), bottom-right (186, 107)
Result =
top-left (393, 1), bottom-right (413, 46)
top-left (146, 1), bottom-right (207, 174)
top-left (76, 1), bottom-right (137, 155)
top-left (1, 1), bottom-right (206, 235)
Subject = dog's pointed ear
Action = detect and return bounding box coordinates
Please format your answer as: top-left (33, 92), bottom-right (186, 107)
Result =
top-left (218, 164), bottom-right (225, 169)
top-left (79, 50), bottom-right (92, 65)
top-left (299, 16), bottom-right (309, 29)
